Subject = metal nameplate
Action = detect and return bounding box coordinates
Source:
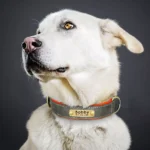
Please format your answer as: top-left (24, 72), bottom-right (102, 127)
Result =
top-left (69, 109), bottom-right (95, 117)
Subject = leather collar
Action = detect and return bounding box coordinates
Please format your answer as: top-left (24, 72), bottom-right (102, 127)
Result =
top-left (47, 96), bottom-right (121, 120)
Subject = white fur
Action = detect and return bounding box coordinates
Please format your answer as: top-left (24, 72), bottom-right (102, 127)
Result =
top-left (20, 9), bottom-right (144, 150)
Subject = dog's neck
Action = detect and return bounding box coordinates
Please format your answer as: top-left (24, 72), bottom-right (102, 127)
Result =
top-left (40, 63), bottom-right (120, 107)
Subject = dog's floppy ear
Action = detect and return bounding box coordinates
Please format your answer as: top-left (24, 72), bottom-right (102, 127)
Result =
top-left (99, 19), bottom-right (144, 53)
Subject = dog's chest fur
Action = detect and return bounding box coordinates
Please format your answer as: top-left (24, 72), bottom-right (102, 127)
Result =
top-left (26, 104), bottom-right (131, 150)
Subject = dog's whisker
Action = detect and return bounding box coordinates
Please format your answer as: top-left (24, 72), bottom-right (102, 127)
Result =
top-left (31, 18), bottom-right (40, 25)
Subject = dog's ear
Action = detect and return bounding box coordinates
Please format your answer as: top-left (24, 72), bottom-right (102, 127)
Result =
top-left (99, 19), bottom-right (144, 53)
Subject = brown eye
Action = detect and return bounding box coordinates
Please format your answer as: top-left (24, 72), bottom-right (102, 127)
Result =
top-left (63, 22), bottom-right (75, 30)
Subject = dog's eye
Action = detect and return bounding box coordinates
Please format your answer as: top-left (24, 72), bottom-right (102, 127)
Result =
top-left (63, 22), bottom-right (75, 30)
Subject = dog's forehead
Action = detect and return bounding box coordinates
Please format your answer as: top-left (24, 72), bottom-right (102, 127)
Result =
top-left (39, 9), bottom-right (98, 29)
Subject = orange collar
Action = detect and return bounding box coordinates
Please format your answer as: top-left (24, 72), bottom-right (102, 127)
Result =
top-left (47, 96), bottom-right (121, 120)
top-left (49, 97), bottom-right (113, 107)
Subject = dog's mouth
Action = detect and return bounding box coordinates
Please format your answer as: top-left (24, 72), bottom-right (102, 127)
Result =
top-left (26, 54), bottom-right (69, 75)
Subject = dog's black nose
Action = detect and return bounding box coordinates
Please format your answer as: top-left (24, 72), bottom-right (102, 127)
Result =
top-left (22, 37), bottom-right (42, 53)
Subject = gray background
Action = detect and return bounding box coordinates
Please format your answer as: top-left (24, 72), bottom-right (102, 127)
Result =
top-left (1, 0), bottom-right (150, 149)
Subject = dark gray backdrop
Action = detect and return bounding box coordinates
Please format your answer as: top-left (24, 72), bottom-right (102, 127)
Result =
top-left (1, 0), bottom-right (150, 149)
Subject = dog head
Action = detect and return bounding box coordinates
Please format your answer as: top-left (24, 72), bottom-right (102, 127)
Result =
top-left (22, 9), bottom-right (144, 106)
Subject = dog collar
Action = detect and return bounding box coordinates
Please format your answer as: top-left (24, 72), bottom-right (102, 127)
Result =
top-left (47, 96), bottom-right (121, 120)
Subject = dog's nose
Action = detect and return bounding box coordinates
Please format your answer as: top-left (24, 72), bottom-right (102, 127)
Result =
top-left (22, 37), bottom-right (42, 53)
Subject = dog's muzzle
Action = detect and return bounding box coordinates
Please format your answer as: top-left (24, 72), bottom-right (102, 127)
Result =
top-left (22, 37), bottom-right (44, 75)
top-left (22, 37), bottom-right (69, 75)
top-left (22, 37), bottom-right (42, 54)
top-left (25, 52), bottom-right (49, 74)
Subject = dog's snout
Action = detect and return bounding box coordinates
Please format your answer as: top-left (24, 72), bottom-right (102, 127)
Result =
top-left (22, 37), bottom-right (42, 53)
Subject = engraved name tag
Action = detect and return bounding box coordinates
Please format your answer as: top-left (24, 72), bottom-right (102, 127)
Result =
top-left (69, 109), bottom-right (95, 117)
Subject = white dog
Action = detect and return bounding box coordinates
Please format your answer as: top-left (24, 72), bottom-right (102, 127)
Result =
top-left (20, 9), bottom-right (144, 150)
